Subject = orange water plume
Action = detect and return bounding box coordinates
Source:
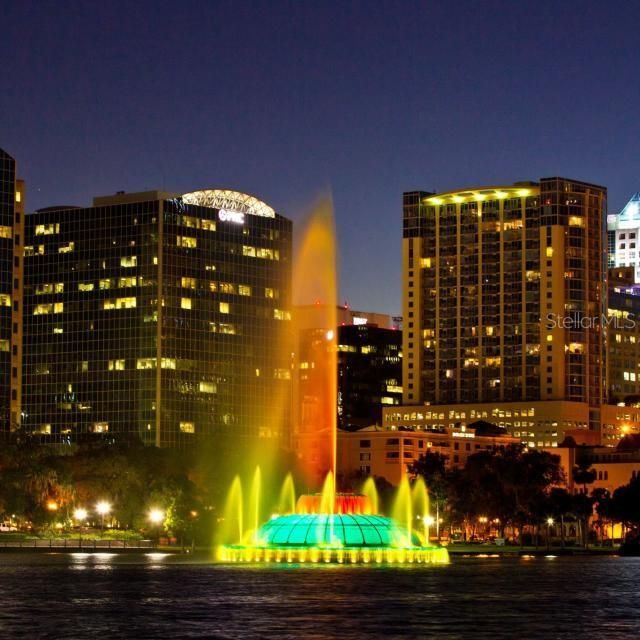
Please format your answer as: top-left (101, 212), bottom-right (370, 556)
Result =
top-left (292, 196), bottom-right (338, 489)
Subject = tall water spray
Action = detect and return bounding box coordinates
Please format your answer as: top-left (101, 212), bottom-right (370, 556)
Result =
top-left (292, 197), bottom-right (338, 489)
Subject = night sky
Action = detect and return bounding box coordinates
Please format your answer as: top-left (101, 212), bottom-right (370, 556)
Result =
top-left (2, 0), bottom-right (639, 315)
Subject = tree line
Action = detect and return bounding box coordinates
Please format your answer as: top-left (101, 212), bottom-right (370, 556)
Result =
top-left (407, 444), bottom-right (640, 547)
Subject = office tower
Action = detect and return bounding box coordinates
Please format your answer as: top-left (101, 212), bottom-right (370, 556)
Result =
top-left (395, 178), bottom-right (607, 444)
top-left (337, 323), bottom-right (402, 431)
top-left (23, 189), bottom-right (292, 447)
top-left (0, 148), bottom-right (24, 433)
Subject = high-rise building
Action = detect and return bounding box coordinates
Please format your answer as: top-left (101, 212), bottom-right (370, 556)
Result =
top-left (607, 193), bottom-right (640, 278)
top-left (395, 178), bottom-right (607, 445)
top-left (22, 189), bottom-right (292, 448)
top-left (0, 148), bottom-right (24, 433)
top-left (337, 323), bottom-right (402, 431)
top-left (292, 305), bottom-right (394, 478)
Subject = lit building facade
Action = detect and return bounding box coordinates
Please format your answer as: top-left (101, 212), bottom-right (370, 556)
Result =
top-left (338, 423), bottom-right (519, 485)
top-left (0, 148), bottom-right (24, 433)
top-left (292, 305), bottom-right (394, 477)
top-left (399, 178), bottom-right (608, 445)
top-left (607, 192), bottom-right (640, 278)
top-left (23, 189), bottom-right (292, 447)
top-left (337, 323), bottom-right (402, 431)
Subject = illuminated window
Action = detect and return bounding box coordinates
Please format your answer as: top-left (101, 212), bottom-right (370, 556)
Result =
top-left (180, 214), bottom-right (199, 228)
top-left (0, 294), bottom-right (10, 306)
top-left (108, 359), bottom-right (126, 371)
top-left (181, 277), bottom-right (197, 289)
top-left (0, 226), bottom-right (12, 239)
top-left (180, 421), bottom-right (195, 434)
top-left (78, 282), bottom-right (95, 292)
top-left (35, 223), bottom-right (60, 235)
top-left (177, 236), bottom-right (197, 248)
top-left (181, 297), bottom-right (192, 310)
top-left (265, 287), bottom-right (276, 299)
top-left (0, 339), bottom-right (10, 351)
top-left (199, 381), bottom-right (216, 394)
top-left (161, 358), bottom-right (176, 369)
top-left (99, 278), bottom-right (114, 290)
top-left (120, 256), bottom-right (137, 268)
top-left (33, 302), bottom-right (64, 315)
top-left (274, 368), bottom-right (291, 380)
top-left (201, 219), bottom-right (216, 231)
top-left (220, 302), bottom-right (230, 314)
top-left (546, 247), bottom-right (554, 258)
top-left (137, 358), bottom-right (156, 369)
top-left (35, 283), bottom-right (64, 294)
top-left (209, 282), bottom-right (218, 292)
top-left (118, 276), bottom-right (137, 287)
top-left (239, 285), bottom-right (251, 296)
top-left (58, 242), bottom-right (74, 253)
top-left (103, 297), bottom-right (137, 310)
top-left (546, 335), bottom-right (553, 342)
top-left (361, 345), bottom-right (376, 354)
top-left (274, 309), bottom-right (291, 320)
top-left (242, 245), bottom-right (256, 257)
top-left (53, 326), bottom-right (63, 334)
top-left (219, 283), bottom-right (235, 294)
top-left (219, 323), bottom-right (236, 335)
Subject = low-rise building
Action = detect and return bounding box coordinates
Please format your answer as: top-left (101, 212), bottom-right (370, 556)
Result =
top-left (338, 422), bottom-right (519, 486)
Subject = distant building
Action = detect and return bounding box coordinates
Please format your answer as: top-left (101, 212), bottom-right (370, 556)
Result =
top-left (294, 304), bottom-right (392, 330)
top-left (22, 189), bottom-right (292, 448)
top-left (607, 192), bottom-right (640, 278)
top-left (549, 436), bottom-right (640, 496)
top-left (397, 178), bottom-right (608, 445)
top-left (338, 422), bottom-right (519, 486)
top-left (337, 323), bottom-right (402, 431)
top-left (0, 148), bottom-right (24, 433)
top-left (292, 305), bottom-right (395, 476)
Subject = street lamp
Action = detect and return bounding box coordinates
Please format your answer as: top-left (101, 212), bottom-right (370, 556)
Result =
top-left (148, 508), bottom-right (165, 547)
top-left (148, 508), bottom-right (164, 525)
top-left (73, 507), bottom-right (88, 522)
top-left (423, 515), bottom-right (435, 543)
top-left (95, 501), bottom-right (111, 532)
top-left (547, 517), bottom-right (554, 551)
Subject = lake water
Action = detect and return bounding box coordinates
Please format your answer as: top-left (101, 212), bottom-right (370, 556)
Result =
top-left (0, 553), bottom-right (639, 639)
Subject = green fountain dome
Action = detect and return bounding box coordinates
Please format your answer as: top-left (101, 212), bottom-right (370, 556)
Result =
top-left (254, 513), bottom-right (421, 548)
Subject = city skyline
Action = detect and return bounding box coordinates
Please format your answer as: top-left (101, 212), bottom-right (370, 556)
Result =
top-left (2, 1), bottom-right (640, 315)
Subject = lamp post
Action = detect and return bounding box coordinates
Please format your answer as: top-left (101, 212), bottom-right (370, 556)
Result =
top-left (423, 515), bottom-right (435, 544)
top-left (148, 508), bottom-right (165, 547)
top-left (547, 517), bottom-right (554, 551)
top-left (96, 501), bottom-right (111, 533)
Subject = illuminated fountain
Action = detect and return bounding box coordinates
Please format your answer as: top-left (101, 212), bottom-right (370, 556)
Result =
top-left (217, 198), bottom-right (448, 565)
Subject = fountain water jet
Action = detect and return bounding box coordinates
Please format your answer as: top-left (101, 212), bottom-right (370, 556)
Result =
top-left (217, 198), bottom-right (448, 564)
top-left (277, 473), bottom-right (297, 515)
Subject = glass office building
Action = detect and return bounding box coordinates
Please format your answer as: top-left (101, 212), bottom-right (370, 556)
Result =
top-left (0, 148), bottom-right (24, 434)
top-left (23, 189), bottom-right (292, 447)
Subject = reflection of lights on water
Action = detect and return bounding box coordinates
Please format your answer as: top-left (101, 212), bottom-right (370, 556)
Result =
top-left (145, 553), bottom-right (169, 561)
top-left (545, 555), bottom-right (557, 559)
